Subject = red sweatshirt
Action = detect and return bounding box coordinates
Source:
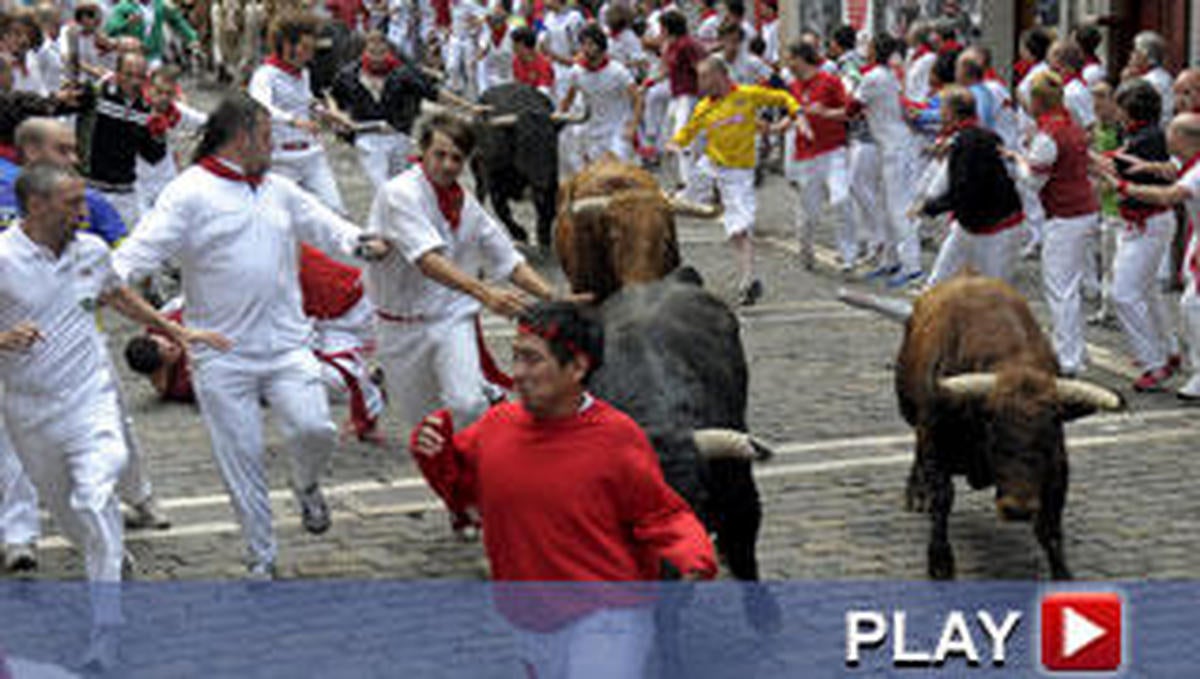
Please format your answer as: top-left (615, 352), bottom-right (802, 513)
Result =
top-left (412, 399), bottom-right (717, 629)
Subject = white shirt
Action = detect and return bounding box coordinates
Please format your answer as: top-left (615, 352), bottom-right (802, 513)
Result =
top-left (854, 64), bottom-right (913, 154)
top-left (0, 228), bottom-right (119, 398)
top-left (607, 28), bottom-right (645, 74)
top-left (1019, 130), bottom-right (1058, 192)
top-left (1082, 62), bottom-right (1106, 88)
top-left (36, 38), bottom-right (64, 92)
top-left (539, 8), bottom-right (584, 63)
top-left (567, 60), bottom-right (635, 139)
top-left (248, 62), bottom-right (318, 153)
top-left (10, 53), bottom-right (47, 96)
top-left (760, 19), bottom-right (779, 65)
top-left (477, 27), bottom-right (514, 91)
top-left (451, 0), bottom-right (487, 41)
top-left (1063, 78), bottom-right (1096, 129)
top-left (113, 163), bottom-right (363, 359)
top-left (1142, 66), bottom-right (1174, 128)
top-left (696, 13), bottom-right (721, 45)
top-left (1179, 163), bottom-right (1200, 286)
top-left (58, 27), bottom-right (113, 83)
top-left (984, 78), bottom-right (1018, 149)
top-left (728, 51), bottom-right (771, 85)
top-left (904, 50), bottom-right (936, 103)
top-left (364, 166), bottom-right (522, 321)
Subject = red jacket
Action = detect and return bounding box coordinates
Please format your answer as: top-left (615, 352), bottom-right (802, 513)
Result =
top-left (790, 70), bottom-right (847, 160)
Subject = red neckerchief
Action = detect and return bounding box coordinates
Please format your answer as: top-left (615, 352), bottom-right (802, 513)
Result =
top-left (490, 22), bottom-right (508, 47)
top-left (912, 45), bottom-right (931, 60)
top-left (1180, 150), bottom-right (1200, 176)
top-left (1085, 55), bottom-right (1101, 67)
top-left (577, 55), bottom-right (610, 72)
top-left (147, 103), bottom-right (181, 137)
top-left (983, 68), bottom-right (1003, 85)
top-left (937, 115), bottom-right (977, 144)
top-left (1055, 66), bottom-right (1081, 87)
top-left (1036, 107), bottom-right (1072, 131)
top-left (861, 63), bottom-right (880, 75)
top-left (421, 163), bottom-right (464, 230)
top-left (1014, 58), bottom-right (1034, 84)
top-left (1124, 119), bottom-right (1153, 136)
top-left (362, 53), bottom-right (401, 77)
top-left (265, 55), bottom-right (302, 78)
top-left (700, 9), bottom-right (717, 20)
top-left (198, 155), bottom-right (264, 188)
top-left (0, 143), bottom-right (18, 163)
top-left (939, 39), bottom-right (962, 54)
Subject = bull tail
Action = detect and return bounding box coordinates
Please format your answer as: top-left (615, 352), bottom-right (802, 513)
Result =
top-left (837, 287), bottom-right (913, 323)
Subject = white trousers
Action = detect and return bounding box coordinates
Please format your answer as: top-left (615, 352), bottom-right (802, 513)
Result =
top-left (444, 36), bottom-right (478, 98)
top-left (879, 146), bottom-right (922, 273)
top-left (376, 315), bottom-right (490, 435)
top-left (314, 296), bottom-right (385, 425)
top-left (355, 132), bottom-right (413, 191)
top-left (848, 139), bottom-right (886, 255)
top-left (927, 223), bottom-right (1022, 287)
top-left (664, 95), bottom-right (697, 189)
top-left (1112, 212), bottom-right (1178, 371)
top-left (272, 148), bottom-right (345, 213)
top-left (192, 348), bottom-right (337, 568)
top-left (1180, 264), bottom-right (1200, 395)
top-left (683, 157), bottom-right (756, 237)
top-left (3, 370), bottom-right (127, 588)
top-left (0, 413), bottom-right (39, 546)
top-left (788, 150), bottom-right (854, 265)
top-left (641, 81), bottom-right (671, 149)
top-left (514, 606), bottom-right (655, 679)
top-left (573, 123), bottom-right (634, 173)
top-left (1041, 213), bottom-right (1101, 374)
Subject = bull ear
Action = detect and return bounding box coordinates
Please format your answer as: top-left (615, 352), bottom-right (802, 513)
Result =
top-left (937, 373), bottom-right (997, 400)
top-left (1056, 378), bottom-right (1125, 421)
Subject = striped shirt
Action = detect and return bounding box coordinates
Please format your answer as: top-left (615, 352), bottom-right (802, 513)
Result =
top-left (0, 227), bottom-right (120, 397)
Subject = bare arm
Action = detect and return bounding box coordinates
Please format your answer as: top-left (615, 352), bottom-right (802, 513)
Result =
top-left (101, 286), bottom-right (232, 351)
top-left (416, 250), bottom-right (530, 317)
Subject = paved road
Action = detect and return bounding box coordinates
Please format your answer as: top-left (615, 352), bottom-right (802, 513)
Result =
top-left (10, 79), bottom-right (1200, 584)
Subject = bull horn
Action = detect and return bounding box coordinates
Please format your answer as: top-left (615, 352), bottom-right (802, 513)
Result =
top-left (550, 107), bottom-right (589, 125)
top-left (938, 373), bottom-right (997, 399)
top-left (1056, 378), bottom-right (1125, 411)
top-left (420, 65), bottom-right (446, 81)
top-left (693, 429), bottom-right (774, 461)
top-left (665, 193), bottom-right (722, 218)
top-left (569, 196), bottom-right (613, 215)
top-left (485, 113), bottom-right (519, 127)
top-left (837, 287), bottom-right (914, 323)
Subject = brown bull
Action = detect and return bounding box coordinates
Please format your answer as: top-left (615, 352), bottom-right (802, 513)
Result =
top-left (554, 156), bottom-right (716, 302)
top-left (892, 274), bottom-right (1123, 580)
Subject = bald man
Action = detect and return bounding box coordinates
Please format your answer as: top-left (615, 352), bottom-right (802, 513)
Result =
top-left (1174, 69), bottom-right (1200, 115)
top-left (1106, 113), bottom-right (1200, 400)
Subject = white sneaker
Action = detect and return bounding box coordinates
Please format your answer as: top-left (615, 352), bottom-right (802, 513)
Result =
top-left (3, 543), bottom-right (37, 572)
top-left (1178, 374), bottom-right (1200, 402)
top-left (79, 625), bottom-right (120, 673)
top-left (247, 561), bottom-right (277, 581)
top-left (297, 484), bottom-right (331, 534)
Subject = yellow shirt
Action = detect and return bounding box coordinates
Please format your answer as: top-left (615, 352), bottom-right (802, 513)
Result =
top-left (672, 85), bottom-right (800, 169)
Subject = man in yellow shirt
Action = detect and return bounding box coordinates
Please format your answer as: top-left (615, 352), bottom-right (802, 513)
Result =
top-left (667, 56), bottom-right (799, 305)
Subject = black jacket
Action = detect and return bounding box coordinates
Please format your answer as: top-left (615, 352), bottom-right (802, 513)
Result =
top-left (923, 126), bottom-right (1022, 233)
top-left (330, 60), bottom-right (438, 137)
top-left (1116, 125), bottom-right (1171, 213)
top-left (88, 80), bottom-right (165, 188)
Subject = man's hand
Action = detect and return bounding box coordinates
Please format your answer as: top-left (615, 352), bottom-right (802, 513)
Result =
top-left (624, 120), bottom-right (637, 143)
top-left (355, 234), bottom-right (394, 261)
top-left (291, 118), bottom-right (321, 134)
top-left (413, 414), bottom-right (447, 457)
top-left (0, 322), bottom-right (43, 352)
top-left (769, 116), bottom-right (792, 135)
top-left (555, 291), bottom-right (594, 305)
top-left (663, 141), bottom-right (683, 154)
top-left (481, 285), bottom-right (530, 318)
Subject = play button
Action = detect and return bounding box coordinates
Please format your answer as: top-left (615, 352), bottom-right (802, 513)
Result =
top-left (1041, 592), bottom-right (1123, 671)
top-left (1062, 607), bottom-right (1106, 657)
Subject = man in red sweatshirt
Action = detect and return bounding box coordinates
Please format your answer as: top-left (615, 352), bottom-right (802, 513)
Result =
top-left (411, 301), bottom-right (716, 676)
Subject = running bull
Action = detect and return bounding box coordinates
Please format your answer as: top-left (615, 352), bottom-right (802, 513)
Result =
top-left (843, 274), bottom-right (1124, 580)
top-left (466, 83), bottom-right (586, 247)
top-left (590, 271), bottom-right (779, 631)
top-left (555, 156), bottom-right (718, 303)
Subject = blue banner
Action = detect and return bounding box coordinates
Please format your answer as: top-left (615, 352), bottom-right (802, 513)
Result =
top-left (0, 582), bottom-right (1192, 677)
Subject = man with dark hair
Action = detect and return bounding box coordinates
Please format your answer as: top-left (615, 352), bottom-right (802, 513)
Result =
top-left (657, 9), bottom-right (705, 189)
top-left (113, 93), bottom-right (392, 579)
top-left (411, 300), bottom-right (715, 676)
top-left (1073, 24), bottom-right (1106, 86)
top-left (366, 112), bottom-right (567, 440)
top-left (511, 26), bottom-right (553, 93)
top-left (847, 33), bottom-right (923, 288)
top-left (558, 22), bottom-right (642, 171)
top-left (785, 39), bottom-right (853, 271)
top-left (249, 11), bottom-right (344, 212)
top-left (1016, 26), bottom-right (1055, 258)
top-left (1049, 40), bottom-right (1096, 130)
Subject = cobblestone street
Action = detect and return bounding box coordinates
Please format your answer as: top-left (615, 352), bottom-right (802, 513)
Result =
top-left (10, 79), bottom-right (1200, 585)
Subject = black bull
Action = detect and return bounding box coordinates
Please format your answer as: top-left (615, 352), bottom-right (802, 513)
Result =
top-left (589, 273), bottom-right (781, 634)
top-left (471, 83), bottom-right (567, 247)
top-left (588, 274), bottom-right (768, 571)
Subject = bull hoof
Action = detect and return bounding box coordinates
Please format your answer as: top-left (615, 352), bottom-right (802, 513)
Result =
top-left (928, 543), bottom-right (956, 580)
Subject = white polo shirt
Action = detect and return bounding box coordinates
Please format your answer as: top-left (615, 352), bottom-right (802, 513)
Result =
top-left (365, 166), bottom-right (522, 322)
top-left (113, 162), bottom-right (363, 359)
top-left (567, 60), bottom-right (636, 142)
top-left (0, 227), bottom-right (119, 397)
top-left (854, 64), bottom-right (914, 155)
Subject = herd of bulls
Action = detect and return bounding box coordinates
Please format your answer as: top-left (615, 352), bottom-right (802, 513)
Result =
top-left (474, 80), bottom-right (1131, 588)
